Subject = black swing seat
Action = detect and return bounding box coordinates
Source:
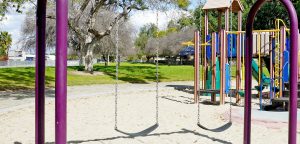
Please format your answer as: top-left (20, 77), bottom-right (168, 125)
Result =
top-left (198, 89), bottom-right (220, 94)
top-left (197, 121), bottom-right (232, 132)
top-left (254, 85), bottom-right (266, 92)
top-left (115, 123), bottom-right (159, 137)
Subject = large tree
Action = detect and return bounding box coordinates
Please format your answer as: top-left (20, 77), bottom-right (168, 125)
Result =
top-left (67, 0), bottom-right (189, 72)
top-left (142, 25), bottom-right (195, 64)
top-left (65, 0), bottom-right (144, 72)
top-left (17, 0), bottom-right (189, 73)
top-left (134, 23), bottom-right (158, 61)
top-left (20, 7), bottom-right (135, 66)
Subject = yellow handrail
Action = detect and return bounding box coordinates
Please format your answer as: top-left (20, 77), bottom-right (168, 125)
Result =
top-left (276, 19), bottom-right (290, 35)
top-left (226, 29), bottom-right (281, 34)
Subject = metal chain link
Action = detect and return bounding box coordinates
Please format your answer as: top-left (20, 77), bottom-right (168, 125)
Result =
top-left (197, 0), bottom-right (204, 125)
top-left (155, 11), bottom-right (159, 125)
top-left (115, 8), bottom-right (159, 127)
top-left (114, 2), bottom-right (120, 130)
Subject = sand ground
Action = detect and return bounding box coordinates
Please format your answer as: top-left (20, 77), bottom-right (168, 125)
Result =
top-left (0, 81), bottom-right (299, 144)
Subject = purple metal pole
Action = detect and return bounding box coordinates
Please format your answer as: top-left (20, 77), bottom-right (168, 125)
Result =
top-left (244, 0), bottom-right (298, 144)
top-left (35, 0), bottom-right (47, 143)
top-left (56, 0), bottom-right (68, 143)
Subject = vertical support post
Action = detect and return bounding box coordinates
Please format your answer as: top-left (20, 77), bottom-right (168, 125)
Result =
top-left (245, 1), bottom-right (298, 144)
top-left (236, 10), bottom-right (242, 103)
top-left (35, 0), bottom-right (47, 143)
top-left (204, 10), bottom-right (209, 91)
top-left (211, 33), bottom-right (216, 102)
top-left (270, 32), bottom-right (274, 99)
top-left (242, 33), bottom-right (245, 89)
top-left (280, 26), bottom-right (286, 98)
top-left (222, 8), bottom-right (229, 105)
top-left (56, 0), bottom-right (68, 143)
top-left (258, 34), bottom-right (261, 88)
top-left (253, 33), bottom-right (257, 55)
top-left (194, 31), bottom-right (200, 103)
top-left (298, 32), bottom-right (300, 80)
top-left (220, 30), bottom-right (226, 105)
top-left (218, 11), bottom-right (222, 32)
top-left (258, 33), bottom-right (263, 110)
top-left (224, 9), bottom-right (229, 32)
top-left (286, 3), bottom-right (298, 143)
top-left (264, 32), bottom-right (266, 55)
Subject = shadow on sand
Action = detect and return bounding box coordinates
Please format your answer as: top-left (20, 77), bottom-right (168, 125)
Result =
top-left (197, 122), bottom-right (232, 133)
top-left (115, 123), bottom-right (159, 137)
top-left (43, 128), bottom-right (232, 144)
top-left (161, 95), bottom-right (194, 104)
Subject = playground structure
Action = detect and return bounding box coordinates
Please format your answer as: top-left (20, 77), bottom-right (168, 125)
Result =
top-left (194, 0), bottom-right (244, 105)
top-left (28, 0), bottom-right (298, 144)
top-left (194, 0), bottom-right (298, 143)
top-left (194, 0), bottom-right (299, 109)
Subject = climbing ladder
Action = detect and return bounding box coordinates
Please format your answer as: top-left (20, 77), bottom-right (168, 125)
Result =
top-left (274, 20), bottom-right (281, 98)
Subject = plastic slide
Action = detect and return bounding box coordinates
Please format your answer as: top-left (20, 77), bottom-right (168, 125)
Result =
top-left (251, 60), bottom-right (270, 85)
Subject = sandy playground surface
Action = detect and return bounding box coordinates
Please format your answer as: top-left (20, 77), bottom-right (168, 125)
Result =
top-left (0, 81), bottom-right (300, 144)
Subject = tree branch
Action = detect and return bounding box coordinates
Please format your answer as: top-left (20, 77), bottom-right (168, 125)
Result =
top-left (88, 12), bottom-right (123, 38)
top-left (87, 2), bottom-right (146, 39)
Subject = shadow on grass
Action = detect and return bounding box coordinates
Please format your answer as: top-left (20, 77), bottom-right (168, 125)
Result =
top-left (70, 65), bottom-right (168, 84)
top-left (43, 128), bottom-right (232, 144)
top-left (0, 67), bottom-right (55, 91)
top-left (0, 89), bottom-right (55, 100)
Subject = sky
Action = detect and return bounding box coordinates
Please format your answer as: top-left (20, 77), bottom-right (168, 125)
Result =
top-left (0, 3), bottom-right (31, 51)
top-left (0, 11), bottom-right (27, 50)
top-left (0, 0), bottom-right (200, 51)
top-left (129, 9), bottom-right (189, 30)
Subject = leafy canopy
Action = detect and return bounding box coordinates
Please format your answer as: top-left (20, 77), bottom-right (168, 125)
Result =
top-left (0, 0), bottom-right (29, 20)
top-left (0, 31), bottom-right (12, 56)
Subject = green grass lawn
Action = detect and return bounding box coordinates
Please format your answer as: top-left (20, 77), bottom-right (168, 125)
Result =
top-left (0, 62), bottom-right (271, 91)
top-left (0, 63), bottom-right (194, 90)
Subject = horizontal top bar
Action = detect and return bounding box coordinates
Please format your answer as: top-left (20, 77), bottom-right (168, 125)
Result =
top-left (226, 29), bottom-right (290, 34)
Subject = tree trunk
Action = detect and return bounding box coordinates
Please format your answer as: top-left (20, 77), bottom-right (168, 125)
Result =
top-left (79, 51), bottom-right (85, 66)
top-left (102, 55), bottom-right (108, 66)
top-left (146, 56), bottom-right (151, 63)
top-left (77, 45), bottom-right (85, 66)
top-left (85, 47), bottom-right (94, 73)
top-left (167, 56), bottom-right (171, 66)
top-left (79, 56), bottom-right (83, 66)
top-left (117, 55), bottom-right (121, 66)
top-left (107, 54), bottom-right (110, 66)
top-left (180, 56), bottom-right (182, 65)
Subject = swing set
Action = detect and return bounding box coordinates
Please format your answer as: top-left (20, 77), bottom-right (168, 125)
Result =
top-left (113, 8), bottom-right (160, 136)
top-left (31, 0), bottom-right (298, 144)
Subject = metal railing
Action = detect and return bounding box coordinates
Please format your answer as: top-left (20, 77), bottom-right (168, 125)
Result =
top-left (0, 60), bottom-right (80, 68)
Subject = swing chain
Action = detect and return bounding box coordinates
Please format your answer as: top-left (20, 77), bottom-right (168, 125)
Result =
top-left (155, 11), bottom-right (159, 125)
top-left (197, 94), bottom-right (200, 125)
top-left (114, 1), bottom-right (120, 130)
top-left (197, 0), bottom-right (204, 125)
